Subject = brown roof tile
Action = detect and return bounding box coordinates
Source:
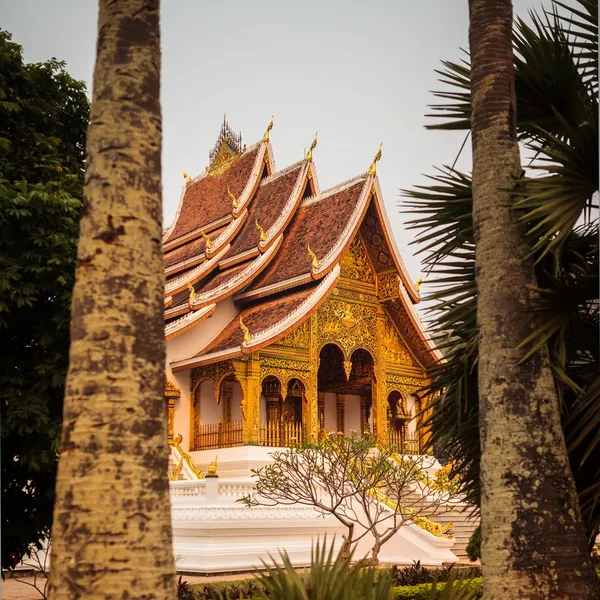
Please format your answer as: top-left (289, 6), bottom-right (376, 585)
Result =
top-left (165, 146), bottom-right (260, 242)
top-left (196, 263), bottom-right (247, 294)
top-left (225, 165), bottom-right (303, 259)
top-left (198, 285), bottom-right (315, 356)
top-left (249, 179), bottom-right (366, 291)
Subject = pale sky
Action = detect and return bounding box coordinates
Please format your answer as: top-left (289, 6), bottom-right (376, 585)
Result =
top-left (2, 0), bottom-right (546, 283)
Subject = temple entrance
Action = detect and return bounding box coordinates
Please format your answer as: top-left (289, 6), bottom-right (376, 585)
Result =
top-left (317, 344), bottom-right (373, 437)
top-left (387, 390), bottom-right (408, 450)
top-left (259, 376), bottom-right (304, 446)
top-left (193, 376), bottom-right (243, 450)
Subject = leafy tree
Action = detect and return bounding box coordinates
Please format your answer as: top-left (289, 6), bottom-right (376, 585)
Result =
top-left (240, 434), bottom-right (452, 564)
top-left (0, 29), bottom-right (89, 569)
top-left (403, 0), bottom-right (598, 594)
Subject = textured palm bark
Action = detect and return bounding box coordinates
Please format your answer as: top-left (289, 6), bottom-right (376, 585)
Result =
top-left (48, 1), bottom-right (176, 599)
top-left (468, 1), bottom-right (599, 598)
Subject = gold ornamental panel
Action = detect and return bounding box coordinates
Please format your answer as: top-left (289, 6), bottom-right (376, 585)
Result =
top-left (340, 237), bottom-right (376, 284)
top-left (382, 314), bottom-right (418, 368)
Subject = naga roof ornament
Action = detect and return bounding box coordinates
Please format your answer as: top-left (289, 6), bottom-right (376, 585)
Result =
top-left (307, 243), bottom-right (319, 269)
top-left (239, 317), bottom-right (251, 342)
top-left (183, 171), bottom-right (191, 184)
top-left (305, 132), bottom-right (318, 161)
top-left (263, 115), bottom-right (274, 142)
top-left (186, 282), bottom-right (197, 301)
top-left (228, 186), bottom-right (239, 209)
top-left (255, 218), bottom-right (267, 242)
top-left (200, 230), bottom-right (213, 249)
top-left (368, 143), bottom-right (382, 176)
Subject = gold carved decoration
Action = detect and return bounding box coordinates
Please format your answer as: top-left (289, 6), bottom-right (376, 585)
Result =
top-left (415, 277), bottom-right (423, 292)
top-left (200, 230), bottom-right (213, 250)
top-left (183, 171), bottom-right (191, 184)
top-left (383, 316), bottom-right (417, 368)
top-left (170, 433), bottom-right (204, 479)
top-left (164, 377), bottom-right (181, 399)
top-left (307, 243), bottom-right (319, 269)
top-left (276, 322), bottom-right (309, 348)
top-left (343, 360), bottom-right (352, 380)
top-left (317, 296), bottom-right (376, 359)
top-left (340, 237), bottom-right (376, 284)
top-left (368, 143), bottom-right (382, 176)
top-left (263, 115), bottom-right (274, 142)
top-left (239, 317), bottom-right (251, 342)
top-left (305, 132), bottom-right (318, 161)
top-left (378, 272), bottom-right (398, 300)
top-left (207, 142), bottom-right (238, 177)
top-left (168, 459), bottom-right (183, 481)
top-left (186, 282), bottom-right (197, 302)
top-left (228, 186), bottom-right (239, 209)
top-left (255, 218), bottom-right (268, 242)
top-left (259, 356), bottom-right (310, 392)
top-left (207, 456), bottom-right (218, 476)
top-left (385, 373), bottom-right (424, 399)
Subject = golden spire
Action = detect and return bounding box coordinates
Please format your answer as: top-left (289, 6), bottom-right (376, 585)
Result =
top-left (368, 143), bottom-right (382, 176)
top-left (307, 243), bottom-right (319, 269)
top-left (255, 218), bottom-right (267, 242)
top-left (186, 282), bottom-right (196, 301)
top-left (228, 186), bottom-right (239, 209)
top-left (415, 277), bottom-right (423, 292)
top-left (239, 317), bottom-right (251, 342)
top-left (263, 115), bottom-right (274, 142)
top-left (183, 171), bottom-right (191, 184)
top-left (200, 230), bottom-right (213, 250)
top-left (305, 132), bottom-right (318, 161)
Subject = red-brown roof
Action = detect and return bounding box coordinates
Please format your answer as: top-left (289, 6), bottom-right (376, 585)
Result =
top-left (225, 164), bottom-right (304, 259)
top-left (165, 145), bottom-right (261, 243)
top-left (248, 178), bottom-right (367, 292)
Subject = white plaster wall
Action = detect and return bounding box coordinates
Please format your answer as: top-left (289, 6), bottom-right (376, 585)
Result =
top-left (344, 394), bottom-right (361, 435)
top-left (200, 380), bottom-right (221, 425)
top-left (323, 393), bottom-right (337, 432)
top-left (172, 370), bottom-right (191, 450)
top-left (231, 381), bottom-right (243, 422)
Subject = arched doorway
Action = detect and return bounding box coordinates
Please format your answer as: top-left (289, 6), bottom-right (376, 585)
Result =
top-left (317, 344), bottom-right (346, 435)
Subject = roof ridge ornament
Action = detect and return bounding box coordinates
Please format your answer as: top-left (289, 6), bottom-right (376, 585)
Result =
top-left (228, 186), bottom-right (239, 209)
top-left (415, 276), bottom-right (423, 292)
top-left (239, 316), bottom-right (251, 342)
top-left (263, 115), bottom-right (274, 142)
top-left (307, 243), bottom-right (319, 269)
top-left (255, 218), bottom-right (267, 242)
top-left (186, 282), bottom-right (197, 302)
top-left (305, 132), bottom-right (318, 161)
top-left (368, 143), bottom-right (382, 176)
top-left (200, 230), bottom-right (213, 250)
top-left (183, 171), bottom-right (191, 184)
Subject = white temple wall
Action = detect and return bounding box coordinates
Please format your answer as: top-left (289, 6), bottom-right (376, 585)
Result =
top-left (172, 370), bottom-right (191, 450)
top-left (344, 394), bottom-right (361, 434)
top-left (323, 393), bottom-right (337, 432)
top-left (200, 380), bottom-right (221, 425)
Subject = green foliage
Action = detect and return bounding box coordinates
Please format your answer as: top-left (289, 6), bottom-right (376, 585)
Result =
top-left (0, 29), bottom-right (89, 568)
top-left (390, 561), bottom-right (481, 587)
top-left (401, 0), bottom-right (599, 544)
top-left (465, 526), bottom-right (481, 563)
top-left (392, 576), bottom-right (482, 600)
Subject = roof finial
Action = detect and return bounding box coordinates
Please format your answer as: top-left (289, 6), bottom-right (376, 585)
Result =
top-left (239, 317), bottom-right (251, 342)
top-left (186, 282), bottom-right (196, 301)
top-left (415, 276), bottom-right (423, 292)
top-left (305, 132), bottom-right (318, 161)
top-left (368, 143), bottom-right (382, 176)
top-left (263, 115), bottom-right (274, 142)
top-left (255, 218), bottom-right (267, 242)
top-left (228, 187), bottom-right (239, 209)
top-left (200, 230), bottom-right (213, 250)
top-left (183, 171), bottom-right (191, 184)
top-left (307, 243), bottom-right (319, 269)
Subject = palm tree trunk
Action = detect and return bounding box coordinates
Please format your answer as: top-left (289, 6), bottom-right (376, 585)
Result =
top-left (468, 0), bottom-right (598, 597)
top-left (48, 2), bottom-right (175, 599)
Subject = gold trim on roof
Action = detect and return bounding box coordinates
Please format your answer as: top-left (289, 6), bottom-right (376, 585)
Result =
top-left (200, 230), bottom-right (213, 249)
top-left (183, 171), bottom-right (191, 184)
top-left (305, 132), bottom-right (318, 161)
top-left (368, 143), bottom-right (382, 176)
top-left (307, 243), bottom-right (319, 269)
top-left (228, 186), bottom-right (239, 209)
top-left (255, 218), bottom-right (267, 242)
top-left (240, 317), bottom-right (251, 342)
top-left (263, 115), bottom-right (274, 142)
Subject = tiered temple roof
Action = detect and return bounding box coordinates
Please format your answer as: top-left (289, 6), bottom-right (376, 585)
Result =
top-left (164, 119), bottom-right (438, 370)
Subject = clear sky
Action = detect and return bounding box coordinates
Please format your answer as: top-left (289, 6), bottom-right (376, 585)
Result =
top-left (2, 0), bottom-right (546, 283)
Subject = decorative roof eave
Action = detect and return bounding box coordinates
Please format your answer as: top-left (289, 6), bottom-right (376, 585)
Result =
top-left (371, 176), bottom-right (420, 303)
top-left (165, 251), bottom-right (206, 278)
top-left (231, 141), bottom-right (270, 219)
top-left (219, 248), bottom-right (259, 270)
top-left (233, 272), bottom-right (313, 303)
top-left (165, 303), bottom-right (217, 341)
top-left (164, 243), bottom-right (231, 296)
top-left (205, 209), bottom-right (249, 259)
top-left (164, 214), bottom-right (231, 254)
top-left (164, 296), bottom-right (173, 309)
top-left (189, 234), bottom-right (284, 311)
top-left (171, 267), bottom-right (339, 372)
top-left (395, 281), bottom-right (443, 364)
top-left (258, 161), bottom-right (311, 254)
top-left (165, 300), bottom-right (194, 320)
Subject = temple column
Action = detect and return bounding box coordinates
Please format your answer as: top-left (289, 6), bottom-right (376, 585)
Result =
top-left (221, 379), bottom-right (233, 423)
top-left (235, 354), bottom-right (260, 445)
top-left (360, 396), bottom-right (369, 435)
top-left (318, 392), bottom-right (326, 433)
top-left (308, 314), bottom-right (320, 441)
top-left (373, 308), bottom-right (388, 443)
top-left (336, 394), bottom-right (345, 434)
top-left (164, 378), bottom-right (181, 443)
